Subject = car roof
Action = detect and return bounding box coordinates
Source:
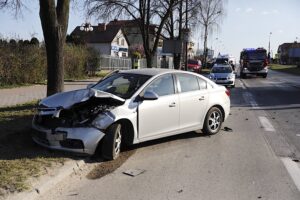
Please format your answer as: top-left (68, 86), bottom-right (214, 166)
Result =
top-left (119, 68), bottom-right (179, 76)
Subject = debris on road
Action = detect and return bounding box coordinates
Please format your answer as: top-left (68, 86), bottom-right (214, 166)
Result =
top-left (223, 127), bottom-right (233, 132)
top-left (245, 118), bottom-right (249, 121)
top-left (177, 189), bottom-right (183, 193)
top-left (123, 169), bottom-right (146, 177)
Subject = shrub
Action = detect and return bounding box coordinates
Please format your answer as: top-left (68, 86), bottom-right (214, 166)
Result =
top-left (0, 41), bottom-right (99, 86)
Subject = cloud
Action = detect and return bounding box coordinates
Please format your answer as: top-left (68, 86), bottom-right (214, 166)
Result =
top-left (245, 8), bottom-right (253, 13)
top-left (235, 7), bottom-right (241, 12)
top-left (278, 30), bottom-right (284, 34)
top-left (261, 9), bottom-right (279, 15)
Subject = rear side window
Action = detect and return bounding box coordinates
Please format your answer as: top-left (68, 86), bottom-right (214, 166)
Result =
top-left (177, 74), bottom-right (200, 93)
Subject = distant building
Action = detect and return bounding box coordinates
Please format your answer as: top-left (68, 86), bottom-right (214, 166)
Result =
top-left (277, 42), bottom-right (300, 65)
top-left (106, 19), bottom-right (156, 50)
top-left (71, 23), bottom-right (129, 57)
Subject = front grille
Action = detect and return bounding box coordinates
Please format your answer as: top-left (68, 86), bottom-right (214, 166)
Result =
top-left (217, 78), bottom-right (227, 80)
top-left (35, 115), bottom-right (67, 129)
top-left (60, 139), bottom-right (84, 149)
top-left (248, 63), bottom-right (263, 71)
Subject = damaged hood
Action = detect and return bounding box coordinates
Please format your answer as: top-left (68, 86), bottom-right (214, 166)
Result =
top-left (40, 88), bottom-right (125, 109)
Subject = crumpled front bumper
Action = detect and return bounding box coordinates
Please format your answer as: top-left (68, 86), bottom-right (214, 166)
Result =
top-left (32, 117), bottom-right (105, 155)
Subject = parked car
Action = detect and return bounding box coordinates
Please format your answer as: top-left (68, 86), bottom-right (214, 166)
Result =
top-left (32, 69), bottom-right (230, 160)
top-left (209, 64), bottom-right (236, 88)
top-left (187, 59), bottom-right (202, 73)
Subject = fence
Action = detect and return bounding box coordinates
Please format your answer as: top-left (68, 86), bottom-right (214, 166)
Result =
top-left (98, 55), bottom-right (173, 71)
top-left (99, 55), bottom-right (132, 70)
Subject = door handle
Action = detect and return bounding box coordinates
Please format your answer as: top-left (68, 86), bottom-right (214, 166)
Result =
top-left (169, 102), bottom-right (176, 107)
top-left (199, 96), bottom-right (205, 101)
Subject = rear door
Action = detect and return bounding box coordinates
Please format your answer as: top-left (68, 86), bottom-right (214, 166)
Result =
top-left (176, 73), bottom-right (209, 129)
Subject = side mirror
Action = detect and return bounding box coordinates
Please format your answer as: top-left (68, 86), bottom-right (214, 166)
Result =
top-left (87, 83), bottom-right (94, 89)
top-left (141, 91), bottom-right (159, 100)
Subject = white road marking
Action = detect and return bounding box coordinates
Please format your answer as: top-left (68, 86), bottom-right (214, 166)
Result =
top-left (239, 80), bottom-right (246, 90)
top-left (259, 116), bottom-right (275, 132)
top-left (296, 134), bottom-right (300, 137)
top-left (281, 157), bottom-right (300, 191)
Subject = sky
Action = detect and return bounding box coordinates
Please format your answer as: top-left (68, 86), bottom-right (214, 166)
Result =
top-left (0, 0), bottom-right (299, 59)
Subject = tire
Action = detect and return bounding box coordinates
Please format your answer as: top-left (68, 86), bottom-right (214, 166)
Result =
top-left (240, 72), bottom-right (246, 79)
top-left (202, 107), bottom-right (223, 135)
top-left (262, 74), bottom-right (267, 78)
top-left (232, 84), bottom-right (235, 88)
top-left (101, 123), bottom-right (122, 160)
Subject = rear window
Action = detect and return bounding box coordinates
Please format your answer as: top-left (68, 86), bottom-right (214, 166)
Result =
top-left (188, 60), bottom-right (199, 65)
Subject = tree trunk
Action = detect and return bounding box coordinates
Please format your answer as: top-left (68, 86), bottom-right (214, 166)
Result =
top-left (146, 53), bottom-right (153, 68)
top-left (173, 54), bottom-right (181, 69)
top-left (45, 32), bottom-right (65, 96)
top-left (39, 0), bottom-right (69, 96)
top-left (203, 24), bottom-right (208, 67)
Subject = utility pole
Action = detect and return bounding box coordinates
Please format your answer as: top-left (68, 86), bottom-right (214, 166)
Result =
top-left (184, 0), bottom-right (188, 71)
top-left (268, 32), bottom-right (272, 62)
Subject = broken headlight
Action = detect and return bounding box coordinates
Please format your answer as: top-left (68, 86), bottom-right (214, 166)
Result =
top-left (91, 112), bottom-right (115, 130)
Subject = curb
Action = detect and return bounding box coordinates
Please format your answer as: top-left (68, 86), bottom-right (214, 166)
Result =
top-left (6, 160), bottom-right (85, 200)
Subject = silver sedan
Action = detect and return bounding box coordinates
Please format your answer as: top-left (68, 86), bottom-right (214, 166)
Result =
top-left (32, 69), bottom-right (230, 160)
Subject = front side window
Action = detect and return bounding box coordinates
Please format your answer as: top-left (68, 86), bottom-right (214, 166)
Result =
top-left (198, 77), bottom-right (207, 90)
top-left (144, 74), bottom-right (175, 97)
top-left (93, 73), bottom-right (151, 99)
top-left (177, 74), bottom-right (200, 93)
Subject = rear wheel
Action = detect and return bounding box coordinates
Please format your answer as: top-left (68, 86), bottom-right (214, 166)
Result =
top-left (101, 123), bottom-right (122, 160)
top-left (202, 107), bottom-right (223, 135)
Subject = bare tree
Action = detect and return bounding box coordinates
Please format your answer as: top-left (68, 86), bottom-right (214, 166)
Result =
top-left (163, 0), bottom-right (201, 69)
top-left (196, 0), bottom-right (226, 65)
top-left (0, 0), bottom-right (70, 96)
top-left (85, 0), bottom-right (179, 68)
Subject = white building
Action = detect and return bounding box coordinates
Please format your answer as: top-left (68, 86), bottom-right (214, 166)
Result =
top-left (71, 23), bottom-right (129, 57)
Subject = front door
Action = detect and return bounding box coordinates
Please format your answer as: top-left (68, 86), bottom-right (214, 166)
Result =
top-left (138, 74), bottom-right (180, 139)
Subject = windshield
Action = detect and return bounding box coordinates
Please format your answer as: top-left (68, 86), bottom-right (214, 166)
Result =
top-left (211, 66), bottom-right (232, 73)
top-left (244, 51), bottom-right (266, 60)
top-left (93, 73), bottom-right (151, 99)
top-left (216, 58), bottom-right (228, 64)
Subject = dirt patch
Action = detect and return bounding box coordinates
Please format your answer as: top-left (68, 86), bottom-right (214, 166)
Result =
top-left (87, 148), bottom-right (136, 179)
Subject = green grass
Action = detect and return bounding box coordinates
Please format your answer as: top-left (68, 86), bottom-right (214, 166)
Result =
top-left (269, 64), bottom-right (300, 75)
top-left (0, 101), bottom-right (68, 194)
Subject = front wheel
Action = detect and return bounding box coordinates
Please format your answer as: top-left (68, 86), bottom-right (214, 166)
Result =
top-left (101, 123), bottom-right (122, 160)
top-left (202, 107), bottom-right (223, 135)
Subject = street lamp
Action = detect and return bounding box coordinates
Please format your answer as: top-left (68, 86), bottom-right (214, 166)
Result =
top-left (80, 22), bottom-right (93, 32)
top-left (268, 32), bottom-right (272, 60)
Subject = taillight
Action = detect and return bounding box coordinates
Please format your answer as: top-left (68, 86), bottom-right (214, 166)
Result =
top-left (263, 59), bottom-right (268, 67)
top-left (225, 89), bottom-right (230, 97)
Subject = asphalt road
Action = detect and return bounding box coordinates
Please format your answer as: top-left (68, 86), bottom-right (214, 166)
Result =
top-left (37, 70), bottom-right (300, 200)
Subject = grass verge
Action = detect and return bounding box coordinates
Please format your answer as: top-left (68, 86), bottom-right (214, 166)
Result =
top-left (0, 101), bottom-right (70, 195)
top-left (269, 64), bottom-right (300, 75)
